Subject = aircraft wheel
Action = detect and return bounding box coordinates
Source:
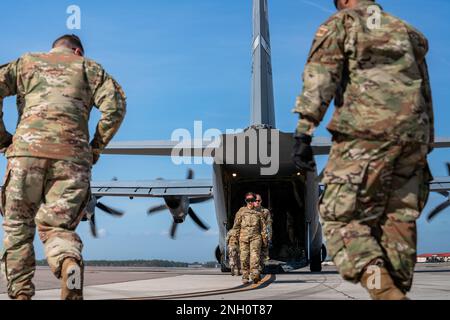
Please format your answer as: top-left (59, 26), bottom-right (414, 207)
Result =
top-left (310, 255), bottom-right (322, 272)
top-left (221, 263), bottom-right (231, 273)
top-left (216, 245), bottom-right (231, 273)
top-left (215, 246), bottom-right (221, 264)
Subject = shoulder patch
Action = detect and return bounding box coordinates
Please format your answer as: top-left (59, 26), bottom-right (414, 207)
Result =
top-left (316, 25), bottom-right (330, 38)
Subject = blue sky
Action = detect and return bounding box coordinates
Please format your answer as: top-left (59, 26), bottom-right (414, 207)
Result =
top-left (1, 0), bottom-right (449, 262)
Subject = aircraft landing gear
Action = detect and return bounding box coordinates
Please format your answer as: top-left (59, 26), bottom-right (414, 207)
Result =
top-left (216, 245), bottom-right (231, 273)
top-left (310, 244), bottom-right (327, 273)
top-left (221, 263), bottom-right (231, 273)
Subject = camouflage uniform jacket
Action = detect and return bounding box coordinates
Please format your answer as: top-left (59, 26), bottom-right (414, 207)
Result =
top-left (232, 207), bottom-right (268, 243)
top-left (293, 0), bottom-right (434, 145)
top-left (0, 46), bottom-right (127, 165)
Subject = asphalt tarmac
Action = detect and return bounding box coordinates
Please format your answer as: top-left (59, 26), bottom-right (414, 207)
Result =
top-left (0, 263), bottom-right (449, 300)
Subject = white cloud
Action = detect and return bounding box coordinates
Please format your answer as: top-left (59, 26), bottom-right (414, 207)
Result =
top-left (300, 0), bottom-right (334, 14)
top-left (97, 228), bottom-right (107, 238)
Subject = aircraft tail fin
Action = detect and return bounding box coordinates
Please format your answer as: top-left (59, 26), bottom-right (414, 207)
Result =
top-left (251, 0), bottom-right (276, 128)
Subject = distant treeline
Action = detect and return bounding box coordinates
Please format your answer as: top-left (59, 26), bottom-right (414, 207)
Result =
top-left (36, 259), bottom-right (219, 268)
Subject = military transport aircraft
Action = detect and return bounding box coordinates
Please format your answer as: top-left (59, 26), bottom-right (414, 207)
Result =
top-left (89, 0), bottom-right (331, 273)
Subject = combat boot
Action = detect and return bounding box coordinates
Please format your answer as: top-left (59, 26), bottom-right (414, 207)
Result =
top-left (360, 261), bottom-right (407, 300)
top-left (251, 275), bottom-right (261, 284)
top-left (15, 294), bottom-right (31, 300)
top-left (61, 258), bottom-right (84, 300)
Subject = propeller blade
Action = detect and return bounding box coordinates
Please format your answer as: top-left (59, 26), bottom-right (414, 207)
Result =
top-left (186, 169), bottom-right (194, 180)
top-left (447, 163), bottom-right (450, 175)
top-left (436, 191), bottom-right (450, 198)
top-left (96, 202), bottom-right (124, 217)
top-left (147, 204), bottom-right (168, 215)
top-left (89, 213), bottom-right (97, 238)
top-left (170, 222), bottom-right (178, 239)
top-left (189, 196), bottom-right (213, 204)
top-left (188, 207), bottom-right (209, 231)
top-left (427, 199), bottom-right (450, 221)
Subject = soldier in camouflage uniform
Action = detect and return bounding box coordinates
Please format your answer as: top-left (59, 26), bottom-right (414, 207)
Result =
top-left (226, 229), bottom-right (240, 276)
top-left (0, 35), bottom-right (126, 300)
top-left (292, 0), bottom-right (433, 300)
top-left (231, 193), bottom-right (268, 284)
top-left (254, 194), bottom-right (272, 271)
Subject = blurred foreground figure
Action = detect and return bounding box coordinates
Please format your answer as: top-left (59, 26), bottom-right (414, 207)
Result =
top-left (0, 34), bottom-right (126, 300)
top-left (292, 0), bottom-right (434, 300)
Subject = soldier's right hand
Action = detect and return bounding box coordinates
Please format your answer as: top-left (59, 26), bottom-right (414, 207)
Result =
top-left (292, 133), bottom-right (316, 172)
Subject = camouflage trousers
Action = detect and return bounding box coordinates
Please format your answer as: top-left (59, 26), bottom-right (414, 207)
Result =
top-left (228, 246), bottom-right (241, 276)
top-left (240, 236), bottom-right (262, 281)
top-left (260, 244), bottom-right (269, 272)
top-left (319, 137), bottom-right (431, 293)
top-left (1, 157), bottom-right (90, 298)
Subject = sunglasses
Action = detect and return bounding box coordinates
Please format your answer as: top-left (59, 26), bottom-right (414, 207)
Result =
top-left (245, 198), bottom-right (256, 203)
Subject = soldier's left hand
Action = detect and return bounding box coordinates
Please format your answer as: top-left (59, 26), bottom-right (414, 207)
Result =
top-left (92, 151), bottom-right (100, 165)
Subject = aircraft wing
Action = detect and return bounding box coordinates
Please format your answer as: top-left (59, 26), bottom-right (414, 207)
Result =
top-left (103, 138), bottom-right (332, 156)
top-left (1, 176), bottom-right (448, 199)
top-left (430, 177), bottom-right (450, 193)
top-left (90, 176), bottom-right (449, 199)
top-left (91, 179), bottom-right (214, 198)
top-left (311, 137), bottom-right (332, 155)
top-left (434, 137), bottom-right (450, 149)
top-left (104, 137), bottom-right (450, 157)
top-left (102, 138), bottom-right (333, 156)
top-left (103, 140), bottom-right (215, 157)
